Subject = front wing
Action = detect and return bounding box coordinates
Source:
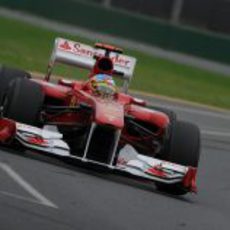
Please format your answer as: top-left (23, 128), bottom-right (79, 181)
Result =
top-left (0, 118), bottom-right (197, 193)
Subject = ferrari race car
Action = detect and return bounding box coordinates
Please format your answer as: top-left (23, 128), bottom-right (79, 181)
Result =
top-left (0, 38), bottom-right (200, 195)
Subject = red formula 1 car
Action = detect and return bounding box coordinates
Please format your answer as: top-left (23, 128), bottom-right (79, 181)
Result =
top-left (0, 38), bottom-right (200, 195)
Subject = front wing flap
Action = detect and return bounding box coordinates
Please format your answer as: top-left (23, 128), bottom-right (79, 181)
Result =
top-left (116, 145), bottom-right (197, 192)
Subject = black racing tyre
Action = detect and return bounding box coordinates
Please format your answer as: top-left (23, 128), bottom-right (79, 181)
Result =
top-left (165, 121), bottom-right (200, 167)
top-left (3, 78), bottom-right (44, 125)
top-left (155, 120), bottom-right (201, 195)
top-left (0, 66), bottom-right (31, 104)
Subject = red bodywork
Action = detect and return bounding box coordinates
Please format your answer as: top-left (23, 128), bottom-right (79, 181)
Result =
top-left (37, 79), bottom-right (169, 127)
top-left (33, 78), bottom-right (169, 151)
top-left (0, 119), bottom-right (16, 143)
top-left (30, 54), bottom-right (170, 155)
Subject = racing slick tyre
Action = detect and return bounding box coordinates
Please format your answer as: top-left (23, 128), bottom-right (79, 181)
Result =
top-left (3, 78), bottom-right (44, 125)
top-left (0, 66), bottom-right (31, 105)
top-left (155, 120), bottom-right (200, 195)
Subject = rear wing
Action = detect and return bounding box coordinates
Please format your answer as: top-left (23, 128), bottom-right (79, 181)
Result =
top-left (46, 38), bottom-right (137, 91)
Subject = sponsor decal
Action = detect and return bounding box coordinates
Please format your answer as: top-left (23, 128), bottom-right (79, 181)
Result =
top-left (102, 102), bottom-right (122, 118)
top-left (58, 39), bottom-right (131, 68)
top-left (110, 55), bottom-right (130, 68)
top-left (27, 136), bottom-right (48, 146)
top-left (73, 43), bottom-right (99, 57)
top-left (117, 157), bottom-right (128, 166)
top-left (69, 95), bottom-right (78, 106)
top-left (145, 165), bottom-right (167, 178)
top-left (59, 41), bottom-right (72, 51)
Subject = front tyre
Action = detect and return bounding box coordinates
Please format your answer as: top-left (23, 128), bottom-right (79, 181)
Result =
top-left (155, 120), bottom-right (200, 195)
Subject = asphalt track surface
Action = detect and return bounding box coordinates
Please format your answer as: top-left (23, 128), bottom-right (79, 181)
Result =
top-left (0, 95), bottom-right (230, 230)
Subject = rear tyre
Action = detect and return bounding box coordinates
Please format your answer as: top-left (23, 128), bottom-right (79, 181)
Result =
top-left (155, 120), bottom-right (200, 195)
top-left (0, 66), bottom-right (31, 104)
top-left (3, 78), bottom-right (44, 125)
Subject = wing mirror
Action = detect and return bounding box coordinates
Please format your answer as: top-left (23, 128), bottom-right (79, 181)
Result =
top-left (131, 97), bottom-right (146, 106)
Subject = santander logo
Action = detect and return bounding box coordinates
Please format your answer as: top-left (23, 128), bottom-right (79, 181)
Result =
top-left (58, 40), bottom-right (131, 68)
top-left (59, 41), bottom-right (72, 50)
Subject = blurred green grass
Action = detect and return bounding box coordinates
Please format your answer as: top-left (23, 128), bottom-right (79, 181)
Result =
top-left (0, 16), bottom-right (230, 109)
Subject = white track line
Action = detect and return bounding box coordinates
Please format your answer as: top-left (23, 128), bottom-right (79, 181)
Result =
top-left (0, 163), bottom-right (58, 209)
top-left (0, 191), bottom-right (50, 205)
top-left (170, 106), bottom-right (230, 120)
top-left (149, 103), bottom-right (230, 120)
top-left (201, 130), bottom-right (230, 138)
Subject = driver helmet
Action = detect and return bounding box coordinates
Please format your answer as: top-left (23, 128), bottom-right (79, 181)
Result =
top-left (90, 74), bottom-right (117, 97)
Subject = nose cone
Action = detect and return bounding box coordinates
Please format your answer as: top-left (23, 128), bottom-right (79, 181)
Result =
top-left (94, 99), bottom-right (124, 129)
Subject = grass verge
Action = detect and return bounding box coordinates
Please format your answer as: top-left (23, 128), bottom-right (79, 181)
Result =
top-left (0, 16), bottom-right (230, 109)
